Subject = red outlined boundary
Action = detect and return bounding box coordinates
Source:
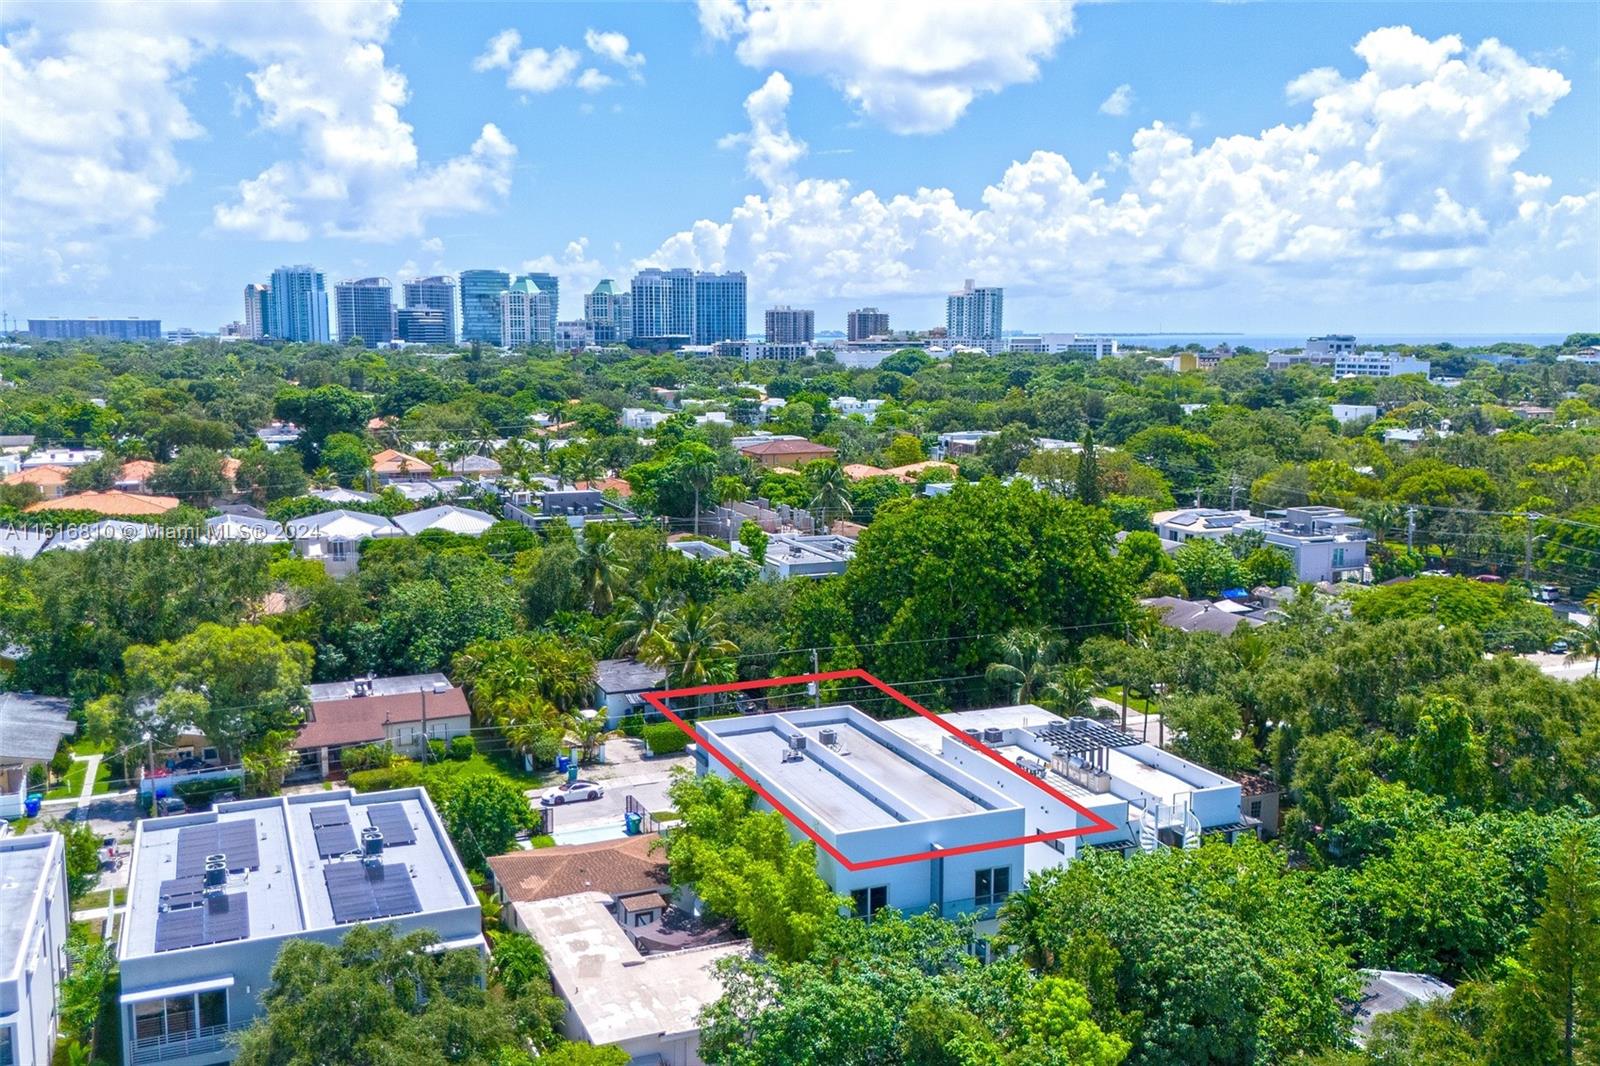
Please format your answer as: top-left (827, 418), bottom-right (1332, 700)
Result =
top-left (642, 668), bottom-right (1118, 872)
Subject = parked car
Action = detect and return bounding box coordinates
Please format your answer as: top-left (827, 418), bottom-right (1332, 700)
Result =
top-left (540, 780), bottom-right (604, 806)
top-left (1550, 639), bottom-right (1570, 654)
top-left (156, 796), bottom-right (187, 815)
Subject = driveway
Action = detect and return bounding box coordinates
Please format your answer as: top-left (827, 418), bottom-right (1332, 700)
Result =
top-left (1520, 651), bottom-right (1599, 682)
top-left (534, 738), bottom-right (690, 834)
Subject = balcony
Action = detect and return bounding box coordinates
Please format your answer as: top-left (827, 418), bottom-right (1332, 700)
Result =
top-left (131, 1021), bottom-right (246, 1064)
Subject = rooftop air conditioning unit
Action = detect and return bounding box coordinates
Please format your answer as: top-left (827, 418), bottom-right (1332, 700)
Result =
top-left (819, 728), bottom-right (838, 748)
top-left (203, 855), bottom-right (227, 891)
top-left (433, 681), bottom-right (447, 694)
top-left (353, 678), bottom-right (372, 698)
top-left (361, 826), bottom-right (385, 863)
top-left (788, 734), bottom-right (808, 752)
top-left (982, 727), bottom-right (1004, 745)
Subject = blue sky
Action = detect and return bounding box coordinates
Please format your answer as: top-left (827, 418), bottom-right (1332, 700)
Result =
top-left (2, 1), bottom-right (1596, 336)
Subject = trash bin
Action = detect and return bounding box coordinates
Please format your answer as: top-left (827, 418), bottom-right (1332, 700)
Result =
top-left (625, 811), bottom-right (642, 836)
top-left (24, 794), bottom-right (42, 817)
top-left (555, 755), bottom-right (570, 774)
top-left (566, 764), bottom-right (579, 785)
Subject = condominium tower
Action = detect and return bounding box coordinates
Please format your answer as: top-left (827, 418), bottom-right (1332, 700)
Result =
top-left (459, 269), bottom-right (510, 346)
top-left (945, 279), bottom-right (1004, 354)
top-left (334, 277), bottom-right (395, 347)
top-left (584, 280), bottom-right (633, 344)
top-left (847, 307), bottom-right (890, 342)
top-left (401, 276), bottom-right (457, 342)
top-left (267, 265), bottom-right (330, 344)
top-left (765, 306), bottom-right (815, 344)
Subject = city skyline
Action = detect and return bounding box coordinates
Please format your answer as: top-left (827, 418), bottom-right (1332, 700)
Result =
top-left (2, 2), bottom-right (1596, 335)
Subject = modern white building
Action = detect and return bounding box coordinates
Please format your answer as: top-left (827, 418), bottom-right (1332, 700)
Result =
top-left (1305, 334), bottom-right (1357, 358)
top-left (1330, 404), bottom-right (1380, 424)
top-left (499, 277), bottom-right (557, 348)
top-left (1152, 506), bottom-right (1368, 583)
top-left (621, 408), bottom-right (673, 431)
top-left (1334, 352), bottom-right (1429, 378)
top-left (117, 789), bottom-right (483, 1066)
top-left (945, 280), bottom-right (1004, 354)
top-left (22, 448), bottom-right (103, 468)
top-left (829, 396), bottom-right (885, 422)
top-left (1152, 508), bottom-right (1254, 545)
top-left (1006, 334), bottom-right (1119, 359)
top-left (0, 833), bottom-right (69, 1066)
top-left (284, 509), bottom-right (402, 576)
top-left (695, 705), bottom-right (1258, 922)
top-left (390, 505), bottom-right (496, 537)
top-left (710, 340), bottom-right (813, 362)
top-left (584, 280), bottom-right (633, 345)
top-left (739, 532), bottom-right (856, 580)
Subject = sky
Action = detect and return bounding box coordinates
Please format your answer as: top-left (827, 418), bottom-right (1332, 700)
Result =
top-left (1, 0), bottom-right (1597, 336)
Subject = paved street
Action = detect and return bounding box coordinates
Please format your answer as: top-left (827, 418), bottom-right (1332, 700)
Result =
top-left (532, 737), bottom-right (690, 835)
top-left (1520, 651), bottom-right (1600, 682)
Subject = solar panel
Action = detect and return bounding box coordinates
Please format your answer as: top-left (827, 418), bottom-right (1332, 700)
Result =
top-left (310, 805), bottom-right (351, 828)
top-left (323, 861), bottom-right (421, 924)
top-left (366, 803), bottom-right (416, 846)
top-left (158, 875), bottom-right (206, 910)
top-left (313, 821), bottom-right (357, 858)
top-left (152, 894), bottom-right (250, 951)
top-left (175, 821), bottom-right (260, 877)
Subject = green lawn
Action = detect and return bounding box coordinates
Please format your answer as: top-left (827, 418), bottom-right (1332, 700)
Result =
top-left (43, 753), bottom-right (113, 801)
top-left (1098, 687), bottom-right (1158, 716)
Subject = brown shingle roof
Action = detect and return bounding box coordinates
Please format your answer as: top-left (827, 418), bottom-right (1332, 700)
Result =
top-left (488, 833), bottom-right (669, 904)
top-left (292, 687), bottom-right (471, 750)
top-left (739, 439), bottom-right (837, 458)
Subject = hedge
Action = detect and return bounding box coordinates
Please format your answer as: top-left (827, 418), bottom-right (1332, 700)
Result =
top-left (619, 713), bottom-right (647, 739)
top-left (449, 735), bottom-right (476, 760)
top-left (642, 722), bottom-right (692, 756)
top-left (347, 760), bottom-right (423, 793)
top-left (171, 775), bottom-right (242, 805)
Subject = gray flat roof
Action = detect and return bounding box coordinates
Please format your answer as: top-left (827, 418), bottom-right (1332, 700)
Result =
top-left (308, 673), bottom-right (452, 702)
top-left (0, 834), bottom-right (59, 985)
top-left (595, 658), bottom-right (666, 694)
top-left (120, 788), bottom-right (474, 961)
top-left (0, 691), bottom-right (76, 761)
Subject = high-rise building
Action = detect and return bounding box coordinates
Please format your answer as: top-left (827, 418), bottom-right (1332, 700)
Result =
top-left (459, 269), bottom-right (510, 346)
top-left (691, 271), bottom-right (746, 345)
top-left (847, 307), bottom-right (890, 342)
top-left (268, 265), bottom-right (330, 343)
top-left (335, 277), bottom-right (395, 347)
top-left (499, 277), bottom-right (557, 348)
top-left (630, 267), bottom-right (695, 343)
top-left (521, 272), bottom-right (560, 323)
top-left (396, 307), bottom-right (451, 345)
top-left (27, 318), bottom-right (161, 341)
top-left (765, 306), bottom-right (815, 344)
top-left (243, 283), bottom-right (274, 340)
top-left (945, 279), bottom-right (1003, 354)
top-left (401, 276), bottom-right (457, 343)
top-left (585, 279), bottom-right (633, 344)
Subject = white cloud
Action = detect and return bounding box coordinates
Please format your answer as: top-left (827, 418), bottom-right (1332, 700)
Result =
top-left (718, 73), bottom-right (807, 190)
top-left (584, 29), bottom-right (644, 77)
top-left (519, 238), bottom-right (606, 318)
top-left (697, 0), bottom-right (1074, 134)
top-left (576, 68), bottom-right (615, 93)
top-left (0, 0), bottom-right (518, 270)
top-left (648, 26), bottom-right (1595, 313)
top-left (1099, 83), bottom-right (1134, 116)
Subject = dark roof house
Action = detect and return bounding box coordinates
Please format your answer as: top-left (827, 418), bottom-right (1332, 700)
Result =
top-left (488, 833), bottom-right (669, 904)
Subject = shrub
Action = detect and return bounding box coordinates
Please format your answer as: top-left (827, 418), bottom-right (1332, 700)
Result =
top-left (642, 721), bottom-right (691, 756)
top-left (27, 763), bottom-right (46, 788)
top-left (619, 713), bottom-right (647, 739)
top-left (427, 738), bottom-right (448, 763)
top-left (50, 746), bottom-right (74, 779)
top-left (341, 744), bottom-right (394, 773)
top-left (448, 735), bottom-right (476, 761)
top-left (171, 775), bottom-right (242, 807)
top-left (347, 760), bottom-right (423, 793)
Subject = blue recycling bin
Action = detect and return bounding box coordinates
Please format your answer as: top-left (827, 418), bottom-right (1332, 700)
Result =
top-left (625, 811), bottom-right (642, 836)
top-left (24, 794), bottom-right (42, 817)
top-left (555, 755), bottom-right (570, 774)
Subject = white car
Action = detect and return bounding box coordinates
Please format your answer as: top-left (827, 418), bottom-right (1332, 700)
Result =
top-left (540, 780), bottom-right (604, 806)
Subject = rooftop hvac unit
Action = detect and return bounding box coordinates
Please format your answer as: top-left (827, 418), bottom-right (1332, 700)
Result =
top-left (789, 734), bottom-right (808, 752)
top-left (361, 826), bottom-right (385, 862)
top-left (819, 728), bottom-right (838, 748)
top-left (353, 677), bottom-right (372, 698)
top-left (432, 681), bottom-right (447, 694)
top-left (963, 728), bottom-right (981, 740)
top-left (203, 856), bottom-right (227, 890)
top-left (1054, 748), bottom-right (1112, 794)
top-left (982, 727), bottom-right (1004, 745)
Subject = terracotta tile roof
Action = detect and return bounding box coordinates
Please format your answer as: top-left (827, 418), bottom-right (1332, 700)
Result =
top-left (576, 477), bottom-right (632, 497)
top-left (370, 448), bottom-right (432, 475)
top-left (488, 833), bottom-right (669, 904)
top-left (26, 490), bottom-right (179, 515)
top-left (739, 439), bottom-right (837, 458)
top-left (3, 464), bottom-right (71, 487)
top-left (884, 461), bottom-right (956, 482)
top-left (843, 463), bottom-right (887, 479)
top-left (221, 457), bottom-right (241, 482)
top-left (292, 687), bottom-right (470, 750)
top-left (118, 459), bottom-right (160, 482)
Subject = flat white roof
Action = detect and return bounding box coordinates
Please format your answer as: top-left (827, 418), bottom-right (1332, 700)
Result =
top-left (120, 788), bottom-right (475, 961)
top-left (515, 892), bottom-right (744, 1047)
top-left (0, 834), bottom-right (60, 986)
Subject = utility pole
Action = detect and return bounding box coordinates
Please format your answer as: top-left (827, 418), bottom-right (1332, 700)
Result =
top-left (419, 685), bottom-right (429, 762)
top-left (1406, 507), bottom-right (1417, 552)
top-left (810, 647), bottom-right (821, 707)
top-left (1228, 474), bottom-right (1243, 511)
top-left (1524, 513), bottom-right (1541, 582)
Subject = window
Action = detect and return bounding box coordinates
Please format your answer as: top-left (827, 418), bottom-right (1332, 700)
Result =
top-left (1332, 548), bottom-right (1345, 568)
top-left (975, 866), bottom-right (1011, 907)
top-left (0, 1026), bottom-right (14, 1066)
top-left (133, 992), bottom-right (223, 1044)
top-left (851, 886), bottom-right (888, 919)
top-left (1249, 799), bottom-right (1263, 819)
top-left (202, 747), bottom-right (218, 762)
top-left (198, 989), bottom-right (228, 1030)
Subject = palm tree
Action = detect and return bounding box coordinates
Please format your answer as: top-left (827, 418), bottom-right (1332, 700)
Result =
top-left (576, 532), bottom-right (629, 615)
top-left (807, 462), bottom-right (853, 530)
top-left (993, 889), bottom-right (1057, 970)
top-left (1041, 665), bottom-right (1099, 717)
top-left (681, 454), bottom-right (719, 536)
top-left (609, 586), bottom-right (679, 656)
top-left (985, 627), bottom-right (1064, 704)
top-left (310, 465), bottom-right (337, 489)
top-left (563, 710), bottom-right (616, 764)
top-left (643, 602), bottom-right (739, 691)
top-left (1565, 618), bottom-right (1600, 677)
top-left (1360, 502), bottom-right (1401, 546)
top-left (496, 438), bottom-right (532, 481)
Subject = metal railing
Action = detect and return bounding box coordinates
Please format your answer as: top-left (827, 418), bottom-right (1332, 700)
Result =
top-left (131, 1021), bottom-right (241, 1063)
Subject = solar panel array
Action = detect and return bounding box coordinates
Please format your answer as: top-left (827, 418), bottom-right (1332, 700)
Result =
top-left (175, 820), bottom-right (260, 877)
top-left (158, 875), bottom-right (206, 911)
top-left (153, 893), bottom-right (251, 951)
top-left (322, 862), bottom-right (421, 924)
top-left (310, 804), bottom-right (357, 857)
top-left (366, 803), bottom-right (416, 846)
